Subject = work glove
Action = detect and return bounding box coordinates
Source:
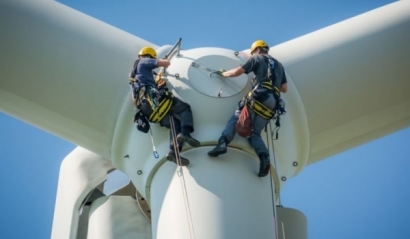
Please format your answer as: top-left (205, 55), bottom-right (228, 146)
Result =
top-left (213, 69), bottom-right (226, 77)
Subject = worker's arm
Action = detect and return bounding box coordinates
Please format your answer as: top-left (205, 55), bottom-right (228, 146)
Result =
top-left (280, 82), bottom-right (288, 93)
top-left (221, 66), bottom-right (245, 77)
top-left (157, 59), bottom-right (170, 68)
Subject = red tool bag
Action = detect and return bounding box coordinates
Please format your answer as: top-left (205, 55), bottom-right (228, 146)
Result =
top-left (235, 105), bottom-right (252, 137)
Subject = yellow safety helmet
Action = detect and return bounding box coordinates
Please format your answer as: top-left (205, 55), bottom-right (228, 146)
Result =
top-left (138, 46), bottom-right (157, 59)
top-left (250, 40), bottom-right (269, 54)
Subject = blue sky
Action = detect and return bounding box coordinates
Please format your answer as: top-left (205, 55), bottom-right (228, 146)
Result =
top-left (1, 0), bottom-right (409, 238)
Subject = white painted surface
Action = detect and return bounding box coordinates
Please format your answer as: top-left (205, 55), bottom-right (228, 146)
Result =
top-left (51, 147), bottom-right (113, 239)
top-left (150, 147), bottom-right (279, 239)
top-left (1, 0), bottom-right (410, 239)
top-left (271, 1), bottom-right (410, 164)
top-left (2, 0), bottom-right (409, 168)
top-left (112, 46), bottom-right (308, 197)
top-left (88, 196), bottom-right (152, 239)
top-left (277, 207), bottom-right (307, 239)
top-left (0, 0), bottom-right (156, 159)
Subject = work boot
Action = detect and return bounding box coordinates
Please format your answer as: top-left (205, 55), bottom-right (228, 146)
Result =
top-left (176, 132), bottom-right (201, 148)
top-left (258, 153), bottom-right (271, 177)
top-left (166, 151), bottom-right (190, 166)
top-left (208, 136), bottom-right (228, 157)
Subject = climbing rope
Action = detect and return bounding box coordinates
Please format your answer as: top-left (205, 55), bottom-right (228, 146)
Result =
top-left (169, 115), bottom-right (196, 239)
top-left (265, 121), bottom-right (280, 239)
top-left (169, 116), bottom-right (183, 167)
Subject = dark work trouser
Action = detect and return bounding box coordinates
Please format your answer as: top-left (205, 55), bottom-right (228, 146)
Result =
top-left (221, 93), bottom-right (277, 157)
top-left (158, 97), bottom-right (195, 152)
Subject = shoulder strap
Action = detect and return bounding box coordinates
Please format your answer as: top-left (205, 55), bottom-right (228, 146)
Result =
top-left (261, 55), bottom-right (283, 98)
top-left (129, 59), bottom-right (140, 79)
top-left (258, 55), bottom-right (273, 79)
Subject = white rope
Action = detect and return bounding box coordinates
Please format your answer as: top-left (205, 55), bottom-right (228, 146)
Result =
top-left (282, 221), bottom-right (286, 239)
top-left (169, 116), bottom-right (196, 239)
top-left (266, 121), bottom-right (279, 239)
top-left (269, 120), bottom-right (282, 205)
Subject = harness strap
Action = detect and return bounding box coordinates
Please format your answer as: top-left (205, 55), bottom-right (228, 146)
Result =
top-left (148, 91), bottom-right (174, 123)
top-left (155, 72), bottom-right (168, 90)
top-left (246, 92), bottom-right (275, 120)
top-left (146, 89), bottom-right (157, 108)
top-left (134, 86), bottom-right (175, 123)
top-left (247, 99), bottom-right (275, 120)
top-left (260, 81), bottom-right (280, 98)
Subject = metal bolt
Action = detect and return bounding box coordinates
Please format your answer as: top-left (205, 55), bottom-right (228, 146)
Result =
top-left (281, 176), bottom-right (287, 181)
top-left (137, 170), bottom-right (143, 175)
top-left (292, 162), bottom-right (298, 167)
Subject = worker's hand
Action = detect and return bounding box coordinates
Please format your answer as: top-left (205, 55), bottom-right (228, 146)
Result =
top-left (214, 69), bottom-right (226, 77)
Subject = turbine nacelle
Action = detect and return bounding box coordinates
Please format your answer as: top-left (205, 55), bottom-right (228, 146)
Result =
top-left (111, 44), bottom-right (310, 200)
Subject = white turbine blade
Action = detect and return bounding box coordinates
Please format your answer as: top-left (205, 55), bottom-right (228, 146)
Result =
top-left (0, 0), bottom-right (156, 158)
top-left (1, 0), bottom-right (409, 167)
top-left (271, 1), bottom-right (410, 164)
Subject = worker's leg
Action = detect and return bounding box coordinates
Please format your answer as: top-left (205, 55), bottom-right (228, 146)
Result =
top-left (161, 116), bottom-right (190, 166)
top-left (248, 94), bottom-right (277, 177)
top-left (207, 113), bottom-right (238, 157)
top-left (169, 97), bottom-right (200, 147)
top-left (207, 102), bottom-right (243, 157)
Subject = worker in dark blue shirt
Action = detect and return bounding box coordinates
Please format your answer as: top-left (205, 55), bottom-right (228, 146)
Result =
top-left (208, 40), bottom-right (288, 177)
top-left (130, 47), bottom-right (200, 166)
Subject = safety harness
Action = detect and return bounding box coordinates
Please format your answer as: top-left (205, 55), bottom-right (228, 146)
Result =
top-left (245, 55), bottom-right (287, 138)
top-left (140, 89), bottom-right (174, 123)
top-left (131, 38), bottom-right (183, 159)
top-left (260, 81), bottom-right (281, 99)
top-left (246, 91), bottom-right (275, 120)
top-left (130, 59), bottom-right (174, 125)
